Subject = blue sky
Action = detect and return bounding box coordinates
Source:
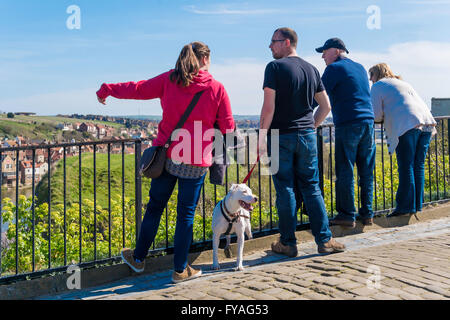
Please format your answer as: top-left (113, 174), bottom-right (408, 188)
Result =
top-left (1, 0), bottom-right (450, 115)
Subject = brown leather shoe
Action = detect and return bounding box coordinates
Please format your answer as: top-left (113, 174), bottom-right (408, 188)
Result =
top-left (361, 217), bottom-right (373, 226)
top-left (172, 265), bottom-right (202, 284)
top-left (271, 239), bottom-right (298, 257)
top-left (330, 217), bottom-right (356, 228)
top-left (121, 248), bottom-right (144, 273)
top-left (318, 238), bottom-right (346, 254)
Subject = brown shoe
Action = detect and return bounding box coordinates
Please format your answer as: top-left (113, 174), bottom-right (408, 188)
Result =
top-left (318, 238), bottom-right (346, 254)
top-left (330, 217), bottom-right (356, 228)
top-left (172, 265), bottom-right (202, 284)
top-left (121, 248), bottom-right (144, 273)
top-left (361, 217), bottom-right (373, 226)
top-left (356, 215), bottom-right (373, 226)
top-left (271, 240), bottom-right (298, 258)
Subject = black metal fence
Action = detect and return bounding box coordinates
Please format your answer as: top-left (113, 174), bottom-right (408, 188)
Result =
top-left (0, 116), bottom-right (449, 284)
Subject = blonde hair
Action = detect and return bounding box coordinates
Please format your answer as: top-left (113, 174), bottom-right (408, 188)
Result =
top-left (369, 63), bottom-right (402, 82)
top-left (170, 41), bottom-right (210, 87)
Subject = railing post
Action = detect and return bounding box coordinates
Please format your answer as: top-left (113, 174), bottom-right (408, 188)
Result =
top-left (135, 140), bottom-right (142, 244)
top-left (317, 127), bottom-right (324, 196)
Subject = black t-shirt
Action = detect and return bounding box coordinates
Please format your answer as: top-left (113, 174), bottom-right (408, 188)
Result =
top-left (263, 56), bottom-right (325, 132)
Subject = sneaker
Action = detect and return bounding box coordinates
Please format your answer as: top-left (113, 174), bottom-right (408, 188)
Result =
top-left (318, 238), bottom-right (346, 254)
top-left (271, 239), bottom-right (298, 257)
top-left (121, 248), bottom-right (144, 273)
top-left (330, 217), bottom-right (356, 228)
top-left (172, 265), bottom-right (202, 284)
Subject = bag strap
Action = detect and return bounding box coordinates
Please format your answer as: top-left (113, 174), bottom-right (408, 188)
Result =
top-left (163, 90), bottom-right (205, 149)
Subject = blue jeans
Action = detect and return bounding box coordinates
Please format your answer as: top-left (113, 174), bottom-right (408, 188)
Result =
top-left (133, 169), bottom-right (206, 272)
top-left (268, 129), bottom-right (332, 246)
top-left (395, 128), bottom-right (432, 213)
top-left (335, 121), bottom-right (376, 221)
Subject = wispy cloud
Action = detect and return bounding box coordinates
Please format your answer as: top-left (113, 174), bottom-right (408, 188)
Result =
top-left (403, 0), bottom-right (450, 4)
top-left (3, 42), bottom-right (449, 115)
top-left (305, 41), bottom-right (450, 108)
top-left (184, 5), bottom-right (285, 15)
top-left (0, 88), bottom-right (161, 116)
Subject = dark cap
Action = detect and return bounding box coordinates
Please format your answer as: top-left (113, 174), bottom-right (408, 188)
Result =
top-left (315, 38), bottom-right (349, 53)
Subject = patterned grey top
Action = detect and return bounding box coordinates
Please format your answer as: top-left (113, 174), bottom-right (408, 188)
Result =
top-left (165, 158), bottom-right (208, 179)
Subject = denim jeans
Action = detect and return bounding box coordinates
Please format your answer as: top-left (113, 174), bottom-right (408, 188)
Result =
top-left (133, 169), bottom-right (206, 272)
top-left (334, 121), bottom-right (376, 221)
top-left (395, 128), bottom-right (432, 213)
top-left (268, 129), bottom-right (332, 246)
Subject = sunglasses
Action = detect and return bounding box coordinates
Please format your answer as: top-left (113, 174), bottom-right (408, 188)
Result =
top-left (270, 39), bottom-right (285, 45)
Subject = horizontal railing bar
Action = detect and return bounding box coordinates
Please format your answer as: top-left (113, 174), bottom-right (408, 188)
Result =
top-left (0, 138), bottom-right (152, 152)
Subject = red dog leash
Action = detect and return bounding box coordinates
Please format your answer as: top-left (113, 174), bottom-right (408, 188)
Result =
top-left (242, 154), bottom-right (260, 184)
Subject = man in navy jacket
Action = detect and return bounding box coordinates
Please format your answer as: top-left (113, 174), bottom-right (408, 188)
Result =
top-left (316, 38), bottom-right (376, 227)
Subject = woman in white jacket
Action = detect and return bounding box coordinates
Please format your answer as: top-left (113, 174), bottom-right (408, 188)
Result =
top-left (369, 63), bottom-right (436, 218)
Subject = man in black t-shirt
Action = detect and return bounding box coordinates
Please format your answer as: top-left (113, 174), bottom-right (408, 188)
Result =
top-left (259, 27), bottom-right (345, 256)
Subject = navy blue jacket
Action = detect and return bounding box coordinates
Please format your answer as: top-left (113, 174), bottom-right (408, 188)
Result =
top-left (321, 57), bottom-right (374, 127)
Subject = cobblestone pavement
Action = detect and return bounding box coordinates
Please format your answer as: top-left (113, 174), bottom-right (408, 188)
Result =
top-left (39, 216), bottom-right (450, 300)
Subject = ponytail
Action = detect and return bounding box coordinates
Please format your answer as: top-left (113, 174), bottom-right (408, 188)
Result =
top-left (170, 41), bottom-right (210, 87)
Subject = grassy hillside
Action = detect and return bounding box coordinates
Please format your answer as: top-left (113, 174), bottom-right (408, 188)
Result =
top-left (0, 119), bottom-right (56, 140)
top-left (36, 153), bottom-right (139, 208)
top-left (0, 114), bottom-right (122, 140)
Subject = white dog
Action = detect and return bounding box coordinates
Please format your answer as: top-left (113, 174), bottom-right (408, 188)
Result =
top-left (211, 183), bottom-right (257, 271)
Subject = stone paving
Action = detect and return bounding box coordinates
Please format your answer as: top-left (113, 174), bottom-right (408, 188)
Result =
top-left (37, 215), bottom-right (450, 300)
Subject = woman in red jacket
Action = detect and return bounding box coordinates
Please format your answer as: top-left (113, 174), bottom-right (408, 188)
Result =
top-left (97, 41), bottom-right (235, 283)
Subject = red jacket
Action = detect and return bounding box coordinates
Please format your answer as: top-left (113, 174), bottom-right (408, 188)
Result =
top-left (97, 70), bottom-right (235, 167)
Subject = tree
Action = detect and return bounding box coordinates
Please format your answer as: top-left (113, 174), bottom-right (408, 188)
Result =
top-left (7, 112), bottom-right (14, 118)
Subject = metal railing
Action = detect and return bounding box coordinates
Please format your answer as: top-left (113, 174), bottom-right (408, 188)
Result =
top-left (0, 116), bottom-right (449, 284)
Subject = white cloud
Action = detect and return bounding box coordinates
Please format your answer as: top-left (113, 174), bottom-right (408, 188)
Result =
top-left (184, 5), bottom-right (285, 15)
top-left (335, 41), bottom-right (450, 108)
top-left (0, 88), bottom-right (161, 116)
top-left (214, 41), bottom-right (450, 114)
top-left (210, 60), bottom-right (266, 115)
top-left (403, 0), bottom-right (450, 4)
top-left (2, 41), bottom-right (449, 116)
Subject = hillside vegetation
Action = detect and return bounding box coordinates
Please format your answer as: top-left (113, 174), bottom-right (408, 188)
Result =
top-left (0, 114), bottom-right (121, 141)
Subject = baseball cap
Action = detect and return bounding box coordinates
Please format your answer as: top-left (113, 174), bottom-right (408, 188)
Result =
top-left (315, 38), bottom-right (349, 53)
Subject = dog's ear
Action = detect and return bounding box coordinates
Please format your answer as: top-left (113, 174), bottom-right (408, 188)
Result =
top-left (230, 184), bottom-right (239, 191)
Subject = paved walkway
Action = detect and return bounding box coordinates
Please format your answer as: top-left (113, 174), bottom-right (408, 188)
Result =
top-left (38, 214), bottom-right (450, 300)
